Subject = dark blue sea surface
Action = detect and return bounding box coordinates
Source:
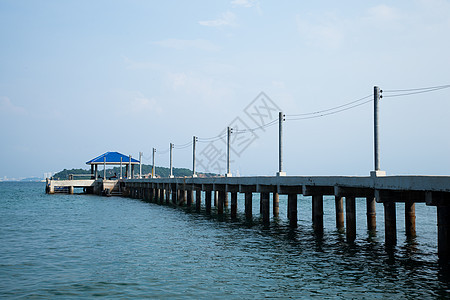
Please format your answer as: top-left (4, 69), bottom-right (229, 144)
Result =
top-left (1, 182), bottom-right (449, 298)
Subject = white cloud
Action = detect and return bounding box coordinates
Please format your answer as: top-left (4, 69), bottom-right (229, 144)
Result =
top-left (367, 4), bottom-right (400, 22)
top-left (153, 38), bottom-right (220, 51)
top-left (199, 11), bottom-right (237, 27)
top-left (296, 14), bottom-right (345, 49)
top-left (0, 96), bottom-right (27, 115)
top-left (129, 92), bottom-right (162, 115)
top-left (231, 0), bottom-right (257, 8)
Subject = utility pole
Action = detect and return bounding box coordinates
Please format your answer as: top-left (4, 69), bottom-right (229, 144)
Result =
top-left (128, 155), bottom-right (131, 179)
top-left (152, 148), bottom-right (156, 178)
top-left (372, 86), bottom-right (386, 177)
top-left (169, 143), bottom-right (174, 178)
top-left (192, 136), bottom-right (198, 177)
top-left (226, 127), bottom-right (233, 177)
top-left (120, 157), bottom-right (122, 179)
top-left (277, 111), bottom-right (286, 176)
top-left (139, 151), bottom-right (142, 179)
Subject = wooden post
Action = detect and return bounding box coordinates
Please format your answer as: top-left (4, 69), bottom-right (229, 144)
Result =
top-left (438, 204), bottom-right (450, 261)
top-left (273, 192), bottom-right (279, 217)
top-left (231, 192), bottom-right (238, 219)
top-left (288, 193), bottom-right (297, 228)
top-left (335, 196), bottom-right (344, 230)
top-left (345, 196), bottom-right (356, 242)
top-left (261, 192), bottom-right (270, 225)
top-left (366, 197), bottom-right (377, 231)
top-left (405, 198), bottom-right (416, 238)
top-left (312, 195), bottom-right (324, 233)
top-left (196, 190), bottom-right (201, 212)
top-left (218, 190), bottom-right (225, 215)
top-left (205, 190), bottom-right (212, 214)
top-left (384, 201), bottom-right (397, 246)
top-left (245, 192), bottom-right (252, 220)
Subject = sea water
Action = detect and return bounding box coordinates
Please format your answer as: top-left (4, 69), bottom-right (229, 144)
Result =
top-left (1, 182), bottom-right (449, 298)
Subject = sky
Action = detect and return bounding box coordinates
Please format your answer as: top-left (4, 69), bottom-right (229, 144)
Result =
top-left (1, 0), bottom-right (449, 178)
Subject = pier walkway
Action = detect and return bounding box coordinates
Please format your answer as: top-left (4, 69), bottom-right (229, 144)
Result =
top-left (121, 174), bottom-right (450, 260)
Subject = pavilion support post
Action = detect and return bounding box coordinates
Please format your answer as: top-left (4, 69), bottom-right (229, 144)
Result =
top-left (245, 192), bottom-right (252, 221)
top-left (231, 192), bottom-right (238, 219)
top-left (288, 193), bottom-right (297, 228)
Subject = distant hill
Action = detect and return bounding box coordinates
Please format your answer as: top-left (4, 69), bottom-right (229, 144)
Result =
top-left (52, 164), bottom-right (217, 180)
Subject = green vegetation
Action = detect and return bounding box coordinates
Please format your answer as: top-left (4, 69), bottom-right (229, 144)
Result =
top-left (52, 164), bottom-right (216, 180)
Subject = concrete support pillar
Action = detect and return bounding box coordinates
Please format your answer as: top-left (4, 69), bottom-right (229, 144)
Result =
top-left (405, 198), bottom-right (416, 238)
top-left (187, 190), bottom-right (193, 207)
top-left (172, 188), bottom-right (177, 205)
top-left (384, 201), bottom-right (397, 246)
top-left (260, 196), bottom-right (263, 214)
top-left (218, 190), bottom-right (225, 215)
top-left (150, 188), bottom-right (154, 202)
top-left (196, 190), bottom-right (201, 212)
top-left (345, 196), bottom-right (356, 243)
top-left (288, 193), bottom-right (297, 228)
top-left (180, 190), bottom-right (186, 206)
top-left (156, 189), bottom-right (161, 204)
top-left (224, 192), bottom-right (229, 209)
top-left (214, 191), bottom-right (218, 207)
top-left (166, 185), bottom-right (171, 205)
top-left (312, 195), bottom-right (324, 233)
top-left (261, 192), bottom-right (270, 225)
top-left (69, 186), bottom-right (74, 195)
top-left (366, 197), bottom-right (377, 231)
top-left (205, 191), bottom-right (212, 214)
top-left (231, 192), bottom-right (238, 219)
top-left (335, 196), bottom-right (344, 230)
top-left (437, 204), bottom-right (450, 261)
top-left (160, 189), bottom-right (165, 204)
top-left (273, 192), bottom-right (279, 217)
top-left (245, 192), bottom-right (252, 221)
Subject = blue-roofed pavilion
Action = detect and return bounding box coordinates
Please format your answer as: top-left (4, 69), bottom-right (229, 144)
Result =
top-left (86, 152), bottom-right (140, 179)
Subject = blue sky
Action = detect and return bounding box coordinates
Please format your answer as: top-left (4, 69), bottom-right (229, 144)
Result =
top-left (1, 0), bottom-right (449, 178)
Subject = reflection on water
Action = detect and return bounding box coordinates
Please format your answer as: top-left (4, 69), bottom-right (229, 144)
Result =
top-left (0, 182), bottom-right (449, 298)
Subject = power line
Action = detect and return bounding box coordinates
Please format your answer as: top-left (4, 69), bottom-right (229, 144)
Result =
top-left (286, 98), bottom-right (373, 121)
top-left (288, 94), bottom-right (373, 117)
top-left (383, 84), bottom-right (450, 93)
top-left (234, 119), bottom-right (278, 134)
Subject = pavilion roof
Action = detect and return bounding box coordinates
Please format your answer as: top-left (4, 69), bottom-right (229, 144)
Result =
top-left (86, 152), bottom-right (140, 165)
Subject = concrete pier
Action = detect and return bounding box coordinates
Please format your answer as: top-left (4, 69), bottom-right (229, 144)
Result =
top-left (312, 195), bottom-right (323, 233)
top-left (245, 192), bottom-right (252, 220)
top-left (273, 192), bottom-right (279, 217)
top-left (261, 192), bottom-right (270, 224)
top-left (384, 202), bottom-right (397, 246)
top-left (345, 196), bottom-right (356, 242)
top-left (231, 192), bottom-right (238, 219)
top-left (405, 198), bottom-right (416, 238)
top-left (288, 193), bottom-right (297, 228)
top-left (335, 196), bottom-right (344, 230)
top-left (48, 174), bottom-right (450, 260)
top-left (366, 197), bottom-right (377, 231)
